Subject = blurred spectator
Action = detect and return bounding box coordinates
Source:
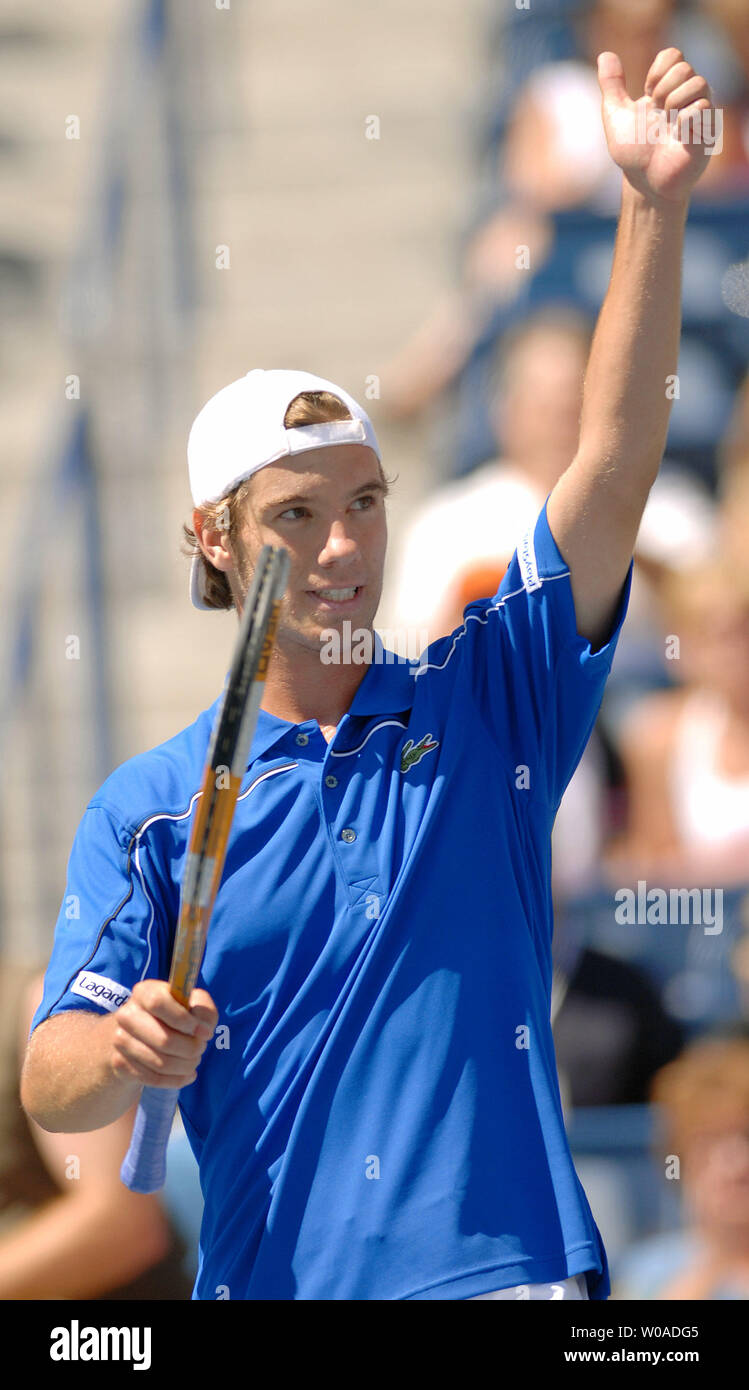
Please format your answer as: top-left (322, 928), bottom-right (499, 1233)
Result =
top-left (552, 938), bottom-right (685, 1109)
top-left (718, 450), bottom-right (749, 595)
top-left (601, 462), bottom-right (717, 742)
top-left (389, 307), bottom-right (593, 642)
top-left (379, 0), bottom-right (746, 424)
top-left (608, 557), bottom-right (749, 887)
top-left (613, 1032), bottom-right (749, 1298)
top-left (501, 0), bottom-right (747, 213)
top-left (500, 0), bottom-right (675, 217)
top-left (719, 371), bottom-right (749, 490)
top-left (3, 962), bottom-right (191, 1298)
top-left (700, 0), bottom-right (749, 192)
top-left (380, 0), bottom-right (676, 418)
top-left (733, 894), bottom-right (749, 1016)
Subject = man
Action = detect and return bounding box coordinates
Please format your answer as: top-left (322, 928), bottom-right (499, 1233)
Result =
top-left (22, 49), bottom-right (714, 1300)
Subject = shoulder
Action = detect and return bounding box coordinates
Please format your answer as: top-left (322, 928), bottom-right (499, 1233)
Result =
top-left (85, 699), bottom-right (220, 838)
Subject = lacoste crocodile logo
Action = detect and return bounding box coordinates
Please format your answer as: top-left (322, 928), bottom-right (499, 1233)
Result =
top-left (400, 732), bottom-right (439, 774)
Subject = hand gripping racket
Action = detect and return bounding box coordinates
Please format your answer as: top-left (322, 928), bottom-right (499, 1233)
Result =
top-left (120, 544), bottom-right (290, 1193)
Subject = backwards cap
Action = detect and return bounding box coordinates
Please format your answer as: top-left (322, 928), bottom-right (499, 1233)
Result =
top-left (187, 368), bottom-right (380, 609)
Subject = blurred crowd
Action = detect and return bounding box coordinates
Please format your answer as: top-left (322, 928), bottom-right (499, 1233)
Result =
top-left (3, 0), bottom-right (749, 1301)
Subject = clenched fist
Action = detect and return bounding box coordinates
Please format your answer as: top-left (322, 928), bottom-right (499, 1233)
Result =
top-left (109, 980), bottom-right (218, 1089)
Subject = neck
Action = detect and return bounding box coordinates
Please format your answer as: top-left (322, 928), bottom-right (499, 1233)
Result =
top-left (260, 631), bottom-right (371, 729)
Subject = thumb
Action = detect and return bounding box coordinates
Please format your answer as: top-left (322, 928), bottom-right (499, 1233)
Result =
top-left (597, 51), bottom-right (629, 107)
top-left (188, 989), bottom-right (218, 1033)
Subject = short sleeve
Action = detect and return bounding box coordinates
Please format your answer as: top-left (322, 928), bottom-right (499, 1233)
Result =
top-left (29, 803), bottom-right (175, 1039)
top-left (460, 497), bottom-right (632, 814)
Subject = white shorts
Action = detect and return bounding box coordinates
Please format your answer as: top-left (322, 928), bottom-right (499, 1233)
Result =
top-left (468, 1273), bottom-right (589, 1300)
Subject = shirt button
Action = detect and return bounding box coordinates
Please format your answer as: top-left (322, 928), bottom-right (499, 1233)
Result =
top-left (325, 774), bottom-right (338, 788)
top-left (295, 732), bottom-right (309, 746)
top-left (341, 827), bottom-right (356, 843)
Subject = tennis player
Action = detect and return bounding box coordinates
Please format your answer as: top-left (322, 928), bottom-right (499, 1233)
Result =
top-left (22, 49), bottom-right (714, 1300)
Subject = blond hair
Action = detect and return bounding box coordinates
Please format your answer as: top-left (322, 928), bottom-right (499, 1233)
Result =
top-left (650, 1034), bottom-right (749, 1160)
top-left (657, 551), bottom-right (749, 637)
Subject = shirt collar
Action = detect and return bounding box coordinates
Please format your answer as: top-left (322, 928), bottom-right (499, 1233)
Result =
top-left (242, 631), bottom-right (419, 764)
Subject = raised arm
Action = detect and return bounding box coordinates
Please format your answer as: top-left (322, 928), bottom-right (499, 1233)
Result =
top-left (546, 48), bottom-right (715, 649)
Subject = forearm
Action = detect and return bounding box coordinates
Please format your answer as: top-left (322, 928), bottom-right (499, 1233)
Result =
top-left (575, 180), bottom-right (688, 500)
top-left (20, 1011), bottom-right (142, 1133)
top-left (0, 1189), bottom-right (169, 1299)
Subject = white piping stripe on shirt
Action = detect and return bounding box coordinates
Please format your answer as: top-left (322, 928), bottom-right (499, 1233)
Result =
top-left (133, 762), bottom-right (298, 982)
top-left (133, 795), bottom-right (201, 980)
top-left (236, 764), bottom-right (298, 801)
top-left (411, 572), bottom-right (570, 679)
top-left (329, 719), bottom-right (409, 758)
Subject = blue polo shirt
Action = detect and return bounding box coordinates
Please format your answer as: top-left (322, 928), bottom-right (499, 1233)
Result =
top-left (31, 499), bottom-right (631, 1301)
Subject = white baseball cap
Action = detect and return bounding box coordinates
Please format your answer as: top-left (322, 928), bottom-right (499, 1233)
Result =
top-left (187, 368), bottom-right (381, 609)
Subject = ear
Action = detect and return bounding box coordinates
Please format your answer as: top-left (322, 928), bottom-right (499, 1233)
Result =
top-left (193, 507), bottom-right (233, 575)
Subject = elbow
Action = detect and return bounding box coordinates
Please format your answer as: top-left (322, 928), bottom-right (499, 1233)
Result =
top-left (19, 1052), bottom-right (64, 1133)
top-left (19, 1055), bottom-right (44, 1127)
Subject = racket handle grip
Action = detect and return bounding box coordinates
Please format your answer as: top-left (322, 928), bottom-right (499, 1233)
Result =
top-left (120, 1086), bottom-right (180, 1193)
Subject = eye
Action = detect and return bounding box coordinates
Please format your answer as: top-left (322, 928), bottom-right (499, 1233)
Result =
top-left (352, 494), bottom-right (375, 510)
top-left (278, 506), bottom-right (309, 521)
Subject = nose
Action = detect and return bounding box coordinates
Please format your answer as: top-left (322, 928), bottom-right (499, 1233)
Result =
top-left (318, 519), bottom-right (359, 566)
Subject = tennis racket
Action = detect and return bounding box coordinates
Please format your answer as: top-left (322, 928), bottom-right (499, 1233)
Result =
top-left (120, 544), bottom-right (290, 1193)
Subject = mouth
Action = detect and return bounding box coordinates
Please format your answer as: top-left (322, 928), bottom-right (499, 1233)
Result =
top-left (304, 584), bottom-right (365, 611)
